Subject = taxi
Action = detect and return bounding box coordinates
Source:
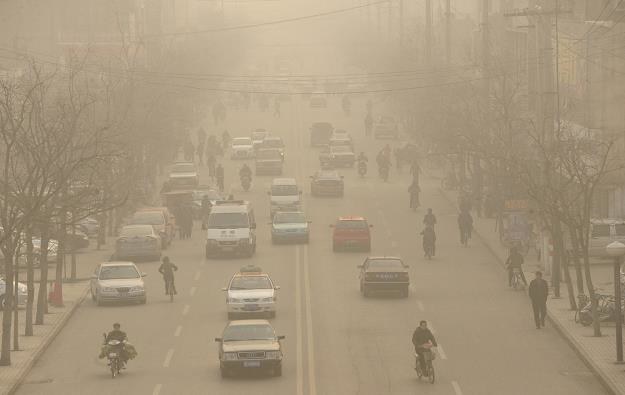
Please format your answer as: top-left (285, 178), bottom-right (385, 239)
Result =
top-left (222, 266), bottom-right (280, 319)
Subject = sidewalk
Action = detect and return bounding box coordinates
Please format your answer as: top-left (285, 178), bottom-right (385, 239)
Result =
top-left (0, 244), bottom-right (113, 395)
top-left (439, 186), bottom-right (625, 395)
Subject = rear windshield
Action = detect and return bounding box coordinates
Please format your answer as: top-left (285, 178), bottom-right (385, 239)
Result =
top-left (208, 212), bottom-right (250, 229)
top-left (233, 138), bottom-right (252, 146)
top-left (274, 212), bottom-right (306, 224)
top-left (271, 185), bottom-right (298, 196)
top-left (367, 259), bottom-right (403, 268)
top-left (336, 220), bottom-right (367, 229)
top-left (592, 224), bottom-right (611, 238)
top-left (131, 212), bottom-right (164, 226)
top-left (257, 150), bottom-right (281, 159)
top-left (171, 163), bottom-right (195, 173)
top-left (223, 324), bottom-right (275, 342)
top-left (120, 226), bottom-right (153, 237)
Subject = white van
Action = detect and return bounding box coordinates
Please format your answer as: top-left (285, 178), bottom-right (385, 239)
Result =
top-left (268, 178), bottom-right (302, 218)
top-left (205, 201), bottom-right (256, 258)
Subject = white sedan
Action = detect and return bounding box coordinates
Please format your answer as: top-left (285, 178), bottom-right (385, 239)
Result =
top-left (222, 266), bottom-right (280, 319)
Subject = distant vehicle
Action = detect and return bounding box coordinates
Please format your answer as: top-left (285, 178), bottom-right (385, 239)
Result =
top-left (205, 200), bottom-right (257, 258)
top-left (251, 129), bottom-right (269, 152)
top-left (114, 225), bottom-right (162, 261)
top-left (168, 162), bottom-right (199, 188)
top-left (231, 137), bottom-right (255, 159)
top-left (589, 219), bottom-right (625, 259)
top-left (374, 116), bottom-right (399, 139)
top-left (331, 216), bottom-right (372, 252)
top-left (214, 320), bottom-right (285, 378)
top-left (191, 188), bottom-right (224, 219)
top-left (90, 261), bottom-right (147, 306)
top-left (331, 129), bottom-right (351, 141)
top-left (0, 278), bottom-right (27, 310)
top-left (310, 170), bottom-right (344, 197)
top-left (310, 122), bottom-right (333, 147)
top-left (268, 178), bottom-right (302, 218)
top-left (329, 136), bottom-right (353, 151)
top-left (259, 137), bottom-right (285, 159)
top-left (329, 145), bottom-right (356, 167)
top-left (270, 212), bottom-right (311, 244)
top-left (255, 148), bottom-right (284, 176)
top-left (318, 145), bottom-right (333, 169)
top-left (129, 209), bottom-right (174, 249)
top-left (222, 265), bottom-right (280, 319)
top-left (309, 92), bottom-right (327, 108)
top-left (77, 217), bottom-right (100, 238)
top-left (357, 256), bottom-right (409, 297)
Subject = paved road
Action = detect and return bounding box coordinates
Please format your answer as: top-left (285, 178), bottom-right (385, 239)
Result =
top-left (16, 97), bottom-right (608, 395)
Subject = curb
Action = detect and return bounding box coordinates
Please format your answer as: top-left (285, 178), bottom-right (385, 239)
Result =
top-left (7, 284), bottom-right (90, 395)
top-left (437, 186), bottom-right (620, 395)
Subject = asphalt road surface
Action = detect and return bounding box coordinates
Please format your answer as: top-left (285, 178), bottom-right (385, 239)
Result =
top-left (16, 97), bottom-right (608, 395)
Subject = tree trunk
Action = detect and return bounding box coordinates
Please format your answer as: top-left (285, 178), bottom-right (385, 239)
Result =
top-left (554, 226), bottom-right (576, 310)
top-left (0, 253), bottom-right (14, 366)
top-left (54, 216), bottom-right (66, 307)
top-left (36, 227), bottom-right (50, 325)
top-left (550, 220), bottom-right (561, 298)
top-left (568, 227), bottom-right (585, 294)
top-left (579, 228), bottom-right (601, 337)
top-left (13, 248), bottom-right (19, 351)
top-left (25, 228), bottom-right (34, 336)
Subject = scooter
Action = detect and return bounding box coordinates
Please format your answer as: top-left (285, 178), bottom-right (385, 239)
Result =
top-left (358, 161), bottom-right (367, 177)
top-left (241, 174), bottom-right (252, 191)
top-left (103, 333), bottom-right (124, 378)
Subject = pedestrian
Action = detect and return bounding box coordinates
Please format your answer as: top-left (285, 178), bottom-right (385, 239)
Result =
top-left (408, 180), bottom-right (420, 211)
top-left (274, 98), bottom-right (281, 118)
top-left (458, 211), bottom-right (473, 246)
top-left (183, 205), bottom-right (194, 238)
top-left (529, 271), bottom-right (549, 329)
top-left (206, 153), bottom-right (216, 179)
top-left (216, 163), bottom-right (225, 192)
top-left (410, 160), bottom-right (421, 184)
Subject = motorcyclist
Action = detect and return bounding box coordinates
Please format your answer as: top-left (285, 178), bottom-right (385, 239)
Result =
top-left (505, 247), bottom-right (528, 287)
top-left (412, 320), bottom-right (438, 376)
top-left (158, 256), bottom-right (178, 295)
top-left (408, 180), bottom-right (420, 210)
top-left (421, 225), bottom-right (436, 257)
top-left (377, 152), bottom-right (391, 179)
top-left (357, 152), bottom-right (368, 163)
top-left (423, 208), bottom-right (437, 229)
top-left (104, 323), bottom-right (129, 367)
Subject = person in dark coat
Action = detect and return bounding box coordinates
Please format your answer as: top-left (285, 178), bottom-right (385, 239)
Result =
top-left (505, 247), bottom-right (527, 287)
top-left (529, 271), bottom-right (549, 328)
top-left (458, 211), bottom-right (473, 245)
top-left (411, 320), bottom-right (437, 375)
top-left (216, 164), bottom-right (225, 192)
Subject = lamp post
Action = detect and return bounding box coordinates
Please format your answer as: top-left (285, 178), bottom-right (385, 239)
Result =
top-left (606, 241), bottom-right (625, 364)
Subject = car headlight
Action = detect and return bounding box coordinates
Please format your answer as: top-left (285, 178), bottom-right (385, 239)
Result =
top-left (261, 297), bottom-right (274, 302)
top-left (265, 351), bottom-right (282, 360)
top-left (130, 286), bottom-right (144, 292)
top-left (222, 352), bottom-right (238, 361)
top-left (228, 297), bottom-right (242, 303)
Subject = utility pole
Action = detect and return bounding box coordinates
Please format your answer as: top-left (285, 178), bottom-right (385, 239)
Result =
top-left (399, 0), bottom-right (404, 47)
top-left (425, 0), bottom-right (432, 67)
top-left (445, 0), bottom-right (451, 65)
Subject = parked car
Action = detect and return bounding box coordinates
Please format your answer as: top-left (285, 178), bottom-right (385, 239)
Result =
top-left (589, 219), bottom-right (625, 259)
top-left (310, 170), bottom-right (344, 197)
top-left (114, 225), bottom-right (162, 261)
top-left (0, 278), bottom-right (27, 310)
top-left (214, 320), bottom-right (285, 377)
top-left (222, 265), bottom-right (280, 319)
top-left (90, 261), bottom-right (147, 305)
top-left (77, 217), bottom-right (100, 238)
top-left (329, 145), bottom-right (356, 167)
top-left (331, 216), bottom-right (372, 252)
top-left (259, 137), bottom-right (285, 159)
top-left (270, 212), bottom-right (311, 244)
top-left (358, 256), bottom-right (409, 297)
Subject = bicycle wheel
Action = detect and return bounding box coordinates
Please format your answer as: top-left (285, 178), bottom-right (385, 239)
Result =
top-left (428, 362), bottom-right (435, 383)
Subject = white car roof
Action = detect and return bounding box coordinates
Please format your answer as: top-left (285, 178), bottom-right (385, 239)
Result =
top-left (271, 178), bottom-right (297, 186)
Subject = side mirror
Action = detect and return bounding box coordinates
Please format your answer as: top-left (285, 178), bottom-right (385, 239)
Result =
top-left (277, 335), bottom-right (285, 340)
top-left (357, 265), bottom-right (363, 269)
top-left (251, 223), bottom-right (257, 229)
top-left (214, 338), bottom-right (222, 342)
top-left (221, 287), bottom-right (227, 291)
top-left (274, 285), bottom-right (281, 290)
top-left (141, 273), bottom-right (147, 277)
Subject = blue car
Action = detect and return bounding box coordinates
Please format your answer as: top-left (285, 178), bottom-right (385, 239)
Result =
top-left (270, 212), bottom-right (311, 244)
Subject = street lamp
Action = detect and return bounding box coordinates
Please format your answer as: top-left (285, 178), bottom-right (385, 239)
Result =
top-left (606, 241), bottom-right (625, 364)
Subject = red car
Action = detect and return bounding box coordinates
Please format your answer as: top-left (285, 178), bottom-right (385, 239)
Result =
top-left (331, 216), bottom-right (372, 252)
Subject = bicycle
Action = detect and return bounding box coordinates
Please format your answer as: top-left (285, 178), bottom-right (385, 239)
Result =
top-left (415, 349), bottom-right (435, 383)
top-left (511, 267), bottom-right (525, 290)
top-left (165, 278), bottom-right (175, 302)
top-left (460, 228), bottom-right (470, 247)
top-left (574, 293), bottom-right (590, 324)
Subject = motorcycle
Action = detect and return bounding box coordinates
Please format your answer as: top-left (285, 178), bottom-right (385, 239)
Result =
top-left (241, 174), bottom-right (252, 191)
top-left (102, 334), bottom-right (125, 378)
top-left (357, 161), bottom-right (367, 177)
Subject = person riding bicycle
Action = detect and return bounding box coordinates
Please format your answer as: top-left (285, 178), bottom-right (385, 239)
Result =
top-left (158, 256), bottom-right (178, 295)
top-left (421, 225), bottom-right (436, 257)
top-left (357, 152), bottom-right (368, 163)
top-left (412, 320), bottom-right (437, 376)
top-left (239, 163), bottom-right (252, 179)
top-left (458, 211), bottom-right (473, 245)
top-left (505, 247), bottom-right (527, 287)
top-left (423, 208), bottom-right (437, 229)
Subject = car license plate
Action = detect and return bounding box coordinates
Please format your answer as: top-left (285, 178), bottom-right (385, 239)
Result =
top-left (244, 361), bottom-right (261, 368)
top-left (244, 304), bottom-right (259, 311)
top-left (222, 246), bottom-right (234, 252)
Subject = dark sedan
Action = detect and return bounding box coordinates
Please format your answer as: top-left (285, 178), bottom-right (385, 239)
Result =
top-left (358, 257), bottom-right (409, 297)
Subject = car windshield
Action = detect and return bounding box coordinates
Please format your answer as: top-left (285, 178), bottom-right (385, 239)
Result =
top-left (223, 324), bottom-right (276, 342)
top-left (171, 163), bottom-right (195, 173)
top-left (193, 190), bottom-right (221, 201)
top-left (233, 138), bottom-right (252, 146)
top-left (208, 212), bottom-right (249, 229)
top-left (336, 220), bottom-right (367, 229)
top-left (131, 212), bottom-right (164, 226)
top-left (274, 212), bottom-right (306, 224)
top-left (592, 224), bottom-right (610, 237)
top-left (367, 259), bottom-right (403, 268)
top-left (99, 266), bottom-right (140, 280)
top-left (257, 150), bottom-right (281, 160)
top-left (263, 139), bottom-right (283, 148)
top-left (332, 146), bottom-right (351, 153)
top-left (230, 275), bottom-right (272, 290)
top-left (251, 132), bottom-right (266, 141)
top-left (120, 226), bottom-right (153, 237)
top-left (271, 185), bottom-right (298, 196)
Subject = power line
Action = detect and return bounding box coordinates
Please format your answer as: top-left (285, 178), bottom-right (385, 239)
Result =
top-left (142, 0), bottom-right (390, 37)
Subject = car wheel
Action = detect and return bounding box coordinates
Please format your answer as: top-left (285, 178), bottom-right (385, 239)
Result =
top-left (273, 364), bottom-right (282, 377)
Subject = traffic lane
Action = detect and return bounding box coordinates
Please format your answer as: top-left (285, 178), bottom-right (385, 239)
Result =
top-left (16, 236), bottom-right (203, 395)
top-left (371, 173), bottom-right (608, 395)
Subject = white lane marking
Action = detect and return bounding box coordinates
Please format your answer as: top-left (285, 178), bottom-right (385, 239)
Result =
top-left (194, 271), bottom-right (201, 281)
top-left (182, 305), bottom-right (190, 316)
top-left (303, 244), bottom-right (317, 395)
top-left (452, 381), bottom-right (463, 395)
top-left (163, 349), bottom-right (175, 367)
top-left (174, 325), bottom-right (183, 337)
top-left (417, 301), bottom-right (425, 312)
top-left (190, 286), bottom-right (197, 296)
top-left (152, 384), bottom-right (162, 395)
top-left (295, 246), bottom-right (304, 395)
top-left (437, 344), bottom-right (448, 360)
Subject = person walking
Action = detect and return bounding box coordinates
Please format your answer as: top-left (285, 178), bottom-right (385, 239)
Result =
top-left (408, 180), bottom-right (420, 211)
top-left (273, 98), bottom-right (281, 118)
top-left (458, 211), bottom-right (473, 246)
top-left (529, 271), bottom-right (549, 329)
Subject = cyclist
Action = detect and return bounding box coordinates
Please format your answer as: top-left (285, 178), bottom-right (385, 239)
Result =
top-left (158, 256), bottom-right (178, 295)
top-left (412, 320), bottom-right (437, 376)
top-left (458, 211), bottom-right (473, 245)
top-left (423, 208), bottom-right (437, 229)
top-left (505, 247), bottom-right (527, 287)
top-left (421, 225), bottom-right (436, 257)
